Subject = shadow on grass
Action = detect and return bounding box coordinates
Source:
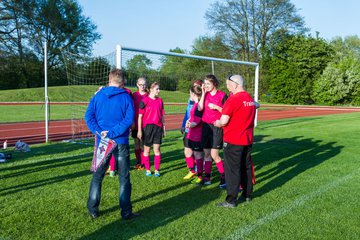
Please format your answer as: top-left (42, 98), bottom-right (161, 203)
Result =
top-left (0, 169), bottom-right (90, 196)
top-left (0, 153), bottom-right (91, 180)
top-left (79, 186), bottom-right (221, 239)
top-left (252, 135), bottom-right (343, 198)
top-left (0, 142), bottom-right (91, 171)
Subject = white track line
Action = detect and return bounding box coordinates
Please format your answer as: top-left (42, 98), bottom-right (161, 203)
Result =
top-left (225, 168), bottom-right (359, 240)
top-left (296, 107), bottom-right (360, 111)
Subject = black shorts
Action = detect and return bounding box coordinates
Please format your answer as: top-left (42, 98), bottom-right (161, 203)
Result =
top-left (201, 122), bottom-right (223, 149)
top-left (183, 137), bottom-right (203, 151)
top-left (131, 129), bottom-right (138, 139)
top-left (143, 124), bottom-right (163, 147)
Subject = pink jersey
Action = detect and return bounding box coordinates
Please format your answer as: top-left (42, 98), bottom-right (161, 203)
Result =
top-left (202, 90), bottom-right (227, 124)
top-left (132, 91), bottom-right (148, 129)
top-left (186, 102), bottom-right (203, 142)
top-left (123, 87), bottom-right (132, 95)
top-left (139, 96), bottom-right (165, 128)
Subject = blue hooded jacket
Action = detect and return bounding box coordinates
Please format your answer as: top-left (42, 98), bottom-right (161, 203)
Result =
top-left (85, 86), bottom-right (134, 144)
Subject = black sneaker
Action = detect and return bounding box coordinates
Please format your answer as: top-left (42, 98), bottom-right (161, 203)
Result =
top-left (88, 211), bottom-right (99, 219)
top-left (216, 201), bottom-right (236, 208)
top-left (122, 212), bottom-right (141, 220)
top-left (238, 196), bottom-right (252, 203)
top-left (219, 178), bottom-right (226, 189)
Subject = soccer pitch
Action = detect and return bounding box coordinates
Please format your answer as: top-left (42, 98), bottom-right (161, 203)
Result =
top-left (1, 113), bottom-right (360, 239)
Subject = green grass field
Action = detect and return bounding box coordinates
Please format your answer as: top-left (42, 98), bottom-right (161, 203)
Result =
top-left (0, 86), bottom-right (189, 103)
top-left (1, 113), bottom-right (360, 239)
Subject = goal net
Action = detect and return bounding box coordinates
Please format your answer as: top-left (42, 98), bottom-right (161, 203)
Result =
top-left (62, 46), bottom-right (259, 140)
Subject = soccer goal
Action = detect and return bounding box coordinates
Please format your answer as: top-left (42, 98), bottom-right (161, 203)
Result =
top-left (62, 45), bottom-right (259, 140)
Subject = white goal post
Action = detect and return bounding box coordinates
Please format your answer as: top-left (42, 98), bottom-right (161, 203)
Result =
top-left (61, 45), bottom-right (260, 140)
top-left (117, 45), bottom-right (259, 125)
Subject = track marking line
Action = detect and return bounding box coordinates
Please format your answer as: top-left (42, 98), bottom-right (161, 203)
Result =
top-left (225, 168), bottom-right (359, 240)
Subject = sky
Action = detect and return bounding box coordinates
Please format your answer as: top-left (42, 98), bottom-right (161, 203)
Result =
top-left (77, 0), bottom-right (360, 56)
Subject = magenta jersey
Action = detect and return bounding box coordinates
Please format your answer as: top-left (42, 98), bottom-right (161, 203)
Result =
top-left (202, 90), bottom-right (227, 124)
top-left (132, 91), bottom-right (148, 129)
top-left (139, 96), bottom-right (165, 128)
top-left (186, 102), bottom-right (203, 142)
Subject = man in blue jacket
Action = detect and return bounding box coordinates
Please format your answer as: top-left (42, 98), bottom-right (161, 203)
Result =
top-left (85, 68), bottom-right (139, 220)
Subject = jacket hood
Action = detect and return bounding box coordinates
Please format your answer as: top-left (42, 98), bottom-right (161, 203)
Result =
top-left (100, 86), bottom-right (127, 98)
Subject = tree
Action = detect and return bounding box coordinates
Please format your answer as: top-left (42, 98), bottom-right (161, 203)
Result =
top-left (0, 0), bottom-right (100, 89)
top-left (205, 0), bottom-right (307, 63)
top-left (267, 35), bottom-right (333, 104)
top-left (312, 36), bottom-right (360, 105)
top-left (125, 54), bottom-right (152, 75)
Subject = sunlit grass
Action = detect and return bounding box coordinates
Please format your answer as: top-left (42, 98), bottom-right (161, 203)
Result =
top-left (1, 113), bottom-right (360, 239)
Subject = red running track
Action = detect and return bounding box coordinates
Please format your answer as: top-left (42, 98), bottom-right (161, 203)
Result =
top-left (1, 105), bottom-right (359, 146)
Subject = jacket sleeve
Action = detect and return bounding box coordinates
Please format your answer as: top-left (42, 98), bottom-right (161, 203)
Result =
top-left (84, 97), bottom-right (102, 135)
top-left (181, 98), bottom-right (191, 128)
top-left (107, 95), bottom-right (135, 139)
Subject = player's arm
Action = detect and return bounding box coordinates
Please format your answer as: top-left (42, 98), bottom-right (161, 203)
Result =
top-left (214, 115), bottom-right (230, 128)
top-left (107, 96), bottom-right (135, 139)
top-left (162, 100), bottom-right (166, 137)
top-left (197, 84), bottom-right (206, 111)
top-left (137, 100), bottom-right (146, 139)
top-left (84, 97), bottom-right (102, 135)
top-left (137, 114), bottom-right (143, 139)
top-left (162, 115), bottom-right (166, 137)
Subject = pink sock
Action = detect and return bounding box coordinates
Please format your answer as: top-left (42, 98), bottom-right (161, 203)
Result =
top-left (215, 160), bottom-right (224, 174)
top-left (185, 156), bottom-right (195, 170)
top-left (204, 161), bottom-right (212, 175)
top-left (143, 155), bottom-right (150, 170)
top-left (109, 155), bottom-right (116, 171)
top-left (196, 158), bottom-right (204, 175)
top-left (154, 155), bottom-right (161, 171)
top-left (135, 149), bottom-right (141, 164)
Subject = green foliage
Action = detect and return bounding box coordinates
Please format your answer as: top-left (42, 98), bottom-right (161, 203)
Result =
top-left (177, 79), bottom-right (192, 93)
top-left (267, 35), bottom-right (333, 104)
top-left (312, 36), bottom-right (360, 105)
top-left (0, 0), bottom-right (100, 89)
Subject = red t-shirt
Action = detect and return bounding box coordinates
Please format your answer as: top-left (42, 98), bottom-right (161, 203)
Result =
top-left (186, 102), bottom-right (203, 142)
top-left (139, 96), bottom-right (165, 128)
top-left (132, 91), bottom-right (148, 129)
top-left (222, 91), bottom-right (256, 145)
top-left (202, 90), bottom-right (227, 124)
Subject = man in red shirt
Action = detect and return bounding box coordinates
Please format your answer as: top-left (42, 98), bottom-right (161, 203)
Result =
top-left (214, 74), bottom-right (256, 208)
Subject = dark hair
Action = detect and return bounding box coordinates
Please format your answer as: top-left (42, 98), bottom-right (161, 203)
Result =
top-left (190, 84), bottom-right (202, 99)
top-left (192, 79), bottom-right (203, 87)
top-left (204, 74), bottom-right (219, 88)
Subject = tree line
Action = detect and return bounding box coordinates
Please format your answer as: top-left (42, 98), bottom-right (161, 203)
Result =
top-left (1, 0), bottom-right (359, 106)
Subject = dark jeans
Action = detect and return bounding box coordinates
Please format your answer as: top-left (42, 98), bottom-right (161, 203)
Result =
top-left (87, 144), bottom-right (132, 218)
top-left (223, 143), bottom-right (253, 204)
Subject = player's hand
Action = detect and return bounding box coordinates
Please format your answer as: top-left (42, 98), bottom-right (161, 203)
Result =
top-left (201, 83), bottom-right (206, 93)
top-left (208, 103), bottom-right (218, 110)
top-left (180, 127), bottom-right (185, 134)
top-left (137, 131), bottom-right (142, 140)
top-left (185, 119), bottom-right (191, 128)
top-left (101, 131), bottom-right (108, 138)
top-left (214, 120), bottom-right (220, 128)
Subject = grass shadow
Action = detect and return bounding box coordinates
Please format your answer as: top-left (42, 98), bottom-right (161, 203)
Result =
top-left (252, 135), bottom-right (343, 198)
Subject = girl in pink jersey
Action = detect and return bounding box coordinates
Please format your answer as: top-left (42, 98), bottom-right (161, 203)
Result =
top-left (183, 85), bottom-right (204, 182)
top-left (198, 74), bottom-right (227, 188)
top-left (131, 77), bottom-right (148, 170)
top-left (137, 82), bottom-right (166, 177)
